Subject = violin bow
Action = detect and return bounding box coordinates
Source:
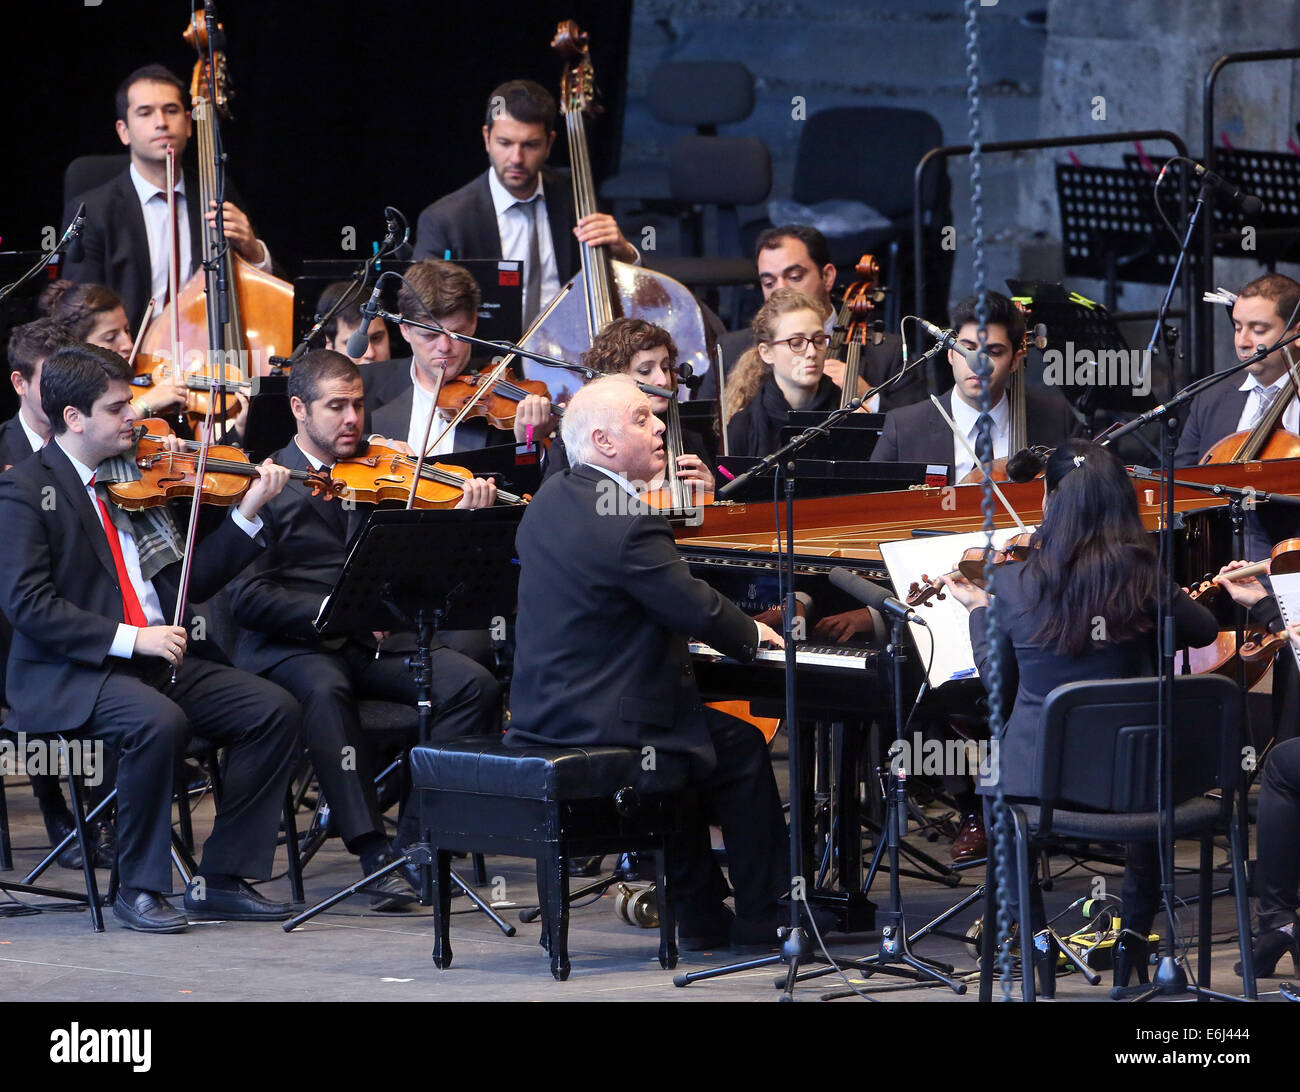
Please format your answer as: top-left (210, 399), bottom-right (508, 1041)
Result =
top-left (126, 297), bottom-right (156, 371)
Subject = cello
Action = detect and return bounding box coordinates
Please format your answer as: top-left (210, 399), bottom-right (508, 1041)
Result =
top-left (508, 21), bottom-right (717, 404)
top-left (137, 8), bottom-right (295, 417)
top-left (828, 254), bottom-right (884, 409)
top-left (1199, 344), bottom-right (1300, 465)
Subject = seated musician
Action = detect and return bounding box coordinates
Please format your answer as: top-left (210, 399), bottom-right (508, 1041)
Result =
top-left (62, 64), bottom-right (274, 336)
top-left (700, 224), bottom-right (923, 413)
top-left (725, 288), bottom-right (841, 459)
top-left (1213, 555), bottom-right (1300, 978)
top-left (942, 440), bottom-right (1219, 992)
top-left (1174, 272), bottom-right (1300, 559)
top-left (507, 374), bottom-right (796, 949)
top-left (316, 280), bottom-right (392, 365)
top-left (42, 280), bottom-right (187, 421)
top-left (541, 317), bottom-right (713, 497)
top-left (227, 349), bottom-right (501, 909)
top-left (362, 258), bottom-right (549, 454)
top-left (870, 290), bottom-right (1076, 482)
top-left (0, 344), bottom-right (302, 933)
top-left (413, 79), bottom-right (637, 330)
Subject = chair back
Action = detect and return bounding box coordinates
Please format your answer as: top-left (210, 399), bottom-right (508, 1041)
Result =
top-left (64, 155), bottom-right (130, 212)
top-left (647, 62), bottom-right (754, 131)
top-left (1034, 675), bottom-right (1240, 827)
top-left (792, 107), bottom-right (946, 220)
top-left (668, 135), bottom-right (772, 208)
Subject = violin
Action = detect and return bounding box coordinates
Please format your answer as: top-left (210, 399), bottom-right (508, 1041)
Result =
top-left (1232, 539), bottom-right (1300, 663)
top-left (332, 442), bottom-right (529, 509)
top-left (106, 419), bottom-right (341, 511)
top-left (906, 532), bottom-right (1035, 608)
top-left (436, 371), bottom-right (557, 431)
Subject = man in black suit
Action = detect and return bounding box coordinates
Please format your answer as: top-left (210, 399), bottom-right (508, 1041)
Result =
top-left (1175, 273), bottom-right (1300, 560)
top-left (1, 318), bottom-right (75, 470)
top-left (363, 259), bottom-right (546, 454)
top-left (228, 350), bottom-right (500, 908)
top-left (61, 64), bottom-right (273, 331)
top-left (871, 292), bottom-right (1077, 481)
top-left (0, 345), bottom-right (301, 932)
top-left (507, 374), bottom-right (792, 948)
top-left (412, 80), bottom-right (636, 330)
top-left (699, 224), bottom-right (925, 412)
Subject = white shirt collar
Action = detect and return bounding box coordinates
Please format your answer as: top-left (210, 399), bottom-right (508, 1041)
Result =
top-left (56, 440), bottom-right (98, 487)
top-left (590, 463), bottom-right (640, 502)
top-left (17, 408), bottom-right (46, 454)
top-left (949, 388), bottom-right (1010, 439)
top-left (487, 166), bottom-right (543, 216)
top-left (129, 161), bottom-right (187, 204)
top-left (295, 437), bottom-right (328, 472)
top-left (1238, 372), bottom-right (1285, 395)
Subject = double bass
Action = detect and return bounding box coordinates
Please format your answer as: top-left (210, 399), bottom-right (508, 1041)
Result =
top-left (509, 21), bottom-right (717, 404)
top-left (137, 8), bottom-right (294, 416)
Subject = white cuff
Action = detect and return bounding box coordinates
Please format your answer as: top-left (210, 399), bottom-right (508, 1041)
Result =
top-left (230, 507), bottom-right (263, 538)
top-left (110, 623), bottom-right (138, 659)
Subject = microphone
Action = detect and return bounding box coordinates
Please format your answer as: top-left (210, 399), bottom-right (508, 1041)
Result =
top-left (1181, 160), bottom-right (1264, 216)
top-left (829, 568), bottom-right (929, 628)
top-left (918, 318), bottom-right (976, 363)
top-left (65, 203), bottom-right (87, 264)
top-left (346, 284), bottom-right (383, 357)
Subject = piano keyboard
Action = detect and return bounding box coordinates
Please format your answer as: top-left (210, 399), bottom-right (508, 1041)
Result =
top-left (689, 641), bottom-right (875, 671)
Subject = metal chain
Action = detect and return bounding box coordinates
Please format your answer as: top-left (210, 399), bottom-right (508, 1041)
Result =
top-left (963, 0), bottom-right (1016, 999)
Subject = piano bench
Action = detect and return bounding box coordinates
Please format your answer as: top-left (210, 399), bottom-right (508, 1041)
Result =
top-left (409, 738), bottom-right (688, 981)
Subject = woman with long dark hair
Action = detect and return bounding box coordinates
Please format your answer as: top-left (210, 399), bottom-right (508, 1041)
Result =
top-left (943, 439), bottom-right (1219, 993)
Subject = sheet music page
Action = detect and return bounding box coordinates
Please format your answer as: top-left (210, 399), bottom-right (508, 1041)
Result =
top-left (1270, 571), bottom-right (1300, 674)
top-left (880, 528), bottom-right (1037, 689)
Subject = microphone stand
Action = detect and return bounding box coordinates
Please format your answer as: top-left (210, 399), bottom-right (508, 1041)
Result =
top-left (0, 206), bottom-right (87, 304)
top-left (674, 398), bottom-right (867, 999)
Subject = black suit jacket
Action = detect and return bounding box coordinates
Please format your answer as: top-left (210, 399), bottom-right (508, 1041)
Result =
top-left (0, 442), bottom-right (264, 733)
top-left (970, 561), bottom-right (1218, 797)
top-left (505, 465), bottom-right (759, 773)
top-left (0, 415), bottom-right (39, 472)
top-left (413, 169), bottom-right (580, 284)
top-left (61, 167), bottom-right (204, 330)
top-left (870, 386), bottom-right (1078, 480)
top-left (370, 387), bottom-right (514, 452)
top-left (1173, 384), bottom-right (1253, 467)
top-left (226, 441), bottom-right (371, 677)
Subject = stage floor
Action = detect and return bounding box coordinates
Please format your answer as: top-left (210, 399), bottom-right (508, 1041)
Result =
top-left (0, 766), bottom-right (1284, 1004)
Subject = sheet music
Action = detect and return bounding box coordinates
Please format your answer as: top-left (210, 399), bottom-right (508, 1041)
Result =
top-left (880, 528), bottom-right (1037, 689)
top-left (1271, 571), bottom-right (1300, 674)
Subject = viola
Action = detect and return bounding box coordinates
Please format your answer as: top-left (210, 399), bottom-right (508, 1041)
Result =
top-left (905, 532), bottom-right (1035, 608)
top-left (106, 419), bottom-right (341, 511)
top-left (332, 443), bottom-right (529, 509)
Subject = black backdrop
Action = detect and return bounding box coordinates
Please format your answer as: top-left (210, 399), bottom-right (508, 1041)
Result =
top-left (0, 0), bottom-right (632, 274)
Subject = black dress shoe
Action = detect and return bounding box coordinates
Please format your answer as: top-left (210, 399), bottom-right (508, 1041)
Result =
top-left (183, 877), bottom-right (292, 921)
top-left (364, 854), bottom-right (420, 912)
top-left (112, 888), bottom-right (188, 934)
top-left (1111, 932), bottom-right (1153, 996)
top-left (568, 855), bottom-right (605, 877)
top-left (41, 811), bottom-right (83, 870)
top-left (1235, 925), bottom-right (1300, 978)
top-left (679, 906), bottom-right (735, 951)
top-left (91, 820), bottom-right (117, 870)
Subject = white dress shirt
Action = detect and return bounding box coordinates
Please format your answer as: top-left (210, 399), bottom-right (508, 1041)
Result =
top-left (60, 440), bottom-right (262, 657)
top-left (1235, 373), bottom-right (1300, 435)
top-left (487, 168), bottom-right (560, 320)
top-left (129, 163), bottom-right (271, 316)
top-left (17, 408), bottom-right (45, 454)
top-left (406, 362), bottom-right (458, 456)
top-left (949, 390), bottom-right (1010, 482)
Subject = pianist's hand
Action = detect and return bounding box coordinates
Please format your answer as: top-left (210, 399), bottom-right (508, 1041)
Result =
top-left (1289, 622), bottom-right (1300, 652)
top-left (814, 608), bottom-right (872, 644)
top-left (755, 620), bottom-right (785, 650)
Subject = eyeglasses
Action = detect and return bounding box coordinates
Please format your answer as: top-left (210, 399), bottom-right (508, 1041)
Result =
top-left (766, 333), bottom-right (832, 353)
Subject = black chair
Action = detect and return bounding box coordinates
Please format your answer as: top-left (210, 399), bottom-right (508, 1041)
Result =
top-left (774, 106), bottom-right (952, 326)
top-left (63, 154), bottom-right (130, 214)
top-left (977, 674), bottom-right (1253, 1002)
top-left (410, 738), bottom-right (687, 980)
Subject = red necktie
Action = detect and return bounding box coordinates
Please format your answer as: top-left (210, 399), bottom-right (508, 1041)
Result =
top-left (89, 474), bottom-right (149, 628)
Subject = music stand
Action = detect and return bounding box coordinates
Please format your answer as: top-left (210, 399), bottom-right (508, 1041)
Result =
top-left (239, 374), bottom-right (297, 463)
top-left (782, 412), bottom-right (886, 459)
top-left (283, 505), bottom-right (524, 933)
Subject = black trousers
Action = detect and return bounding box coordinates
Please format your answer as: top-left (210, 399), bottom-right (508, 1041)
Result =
top-left (61, 656), bottom-right (300, 893)
top-left (265, 641), bottom-right (498, 847)
top-left (1257, 736), bottom-right (1300, 931)
top-left (668, 709), bottom-right (790, 930)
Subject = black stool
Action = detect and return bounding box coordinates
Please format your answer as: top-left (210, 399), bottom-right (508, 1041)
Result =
top-left (410, 738), bottom-right (687, 981)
